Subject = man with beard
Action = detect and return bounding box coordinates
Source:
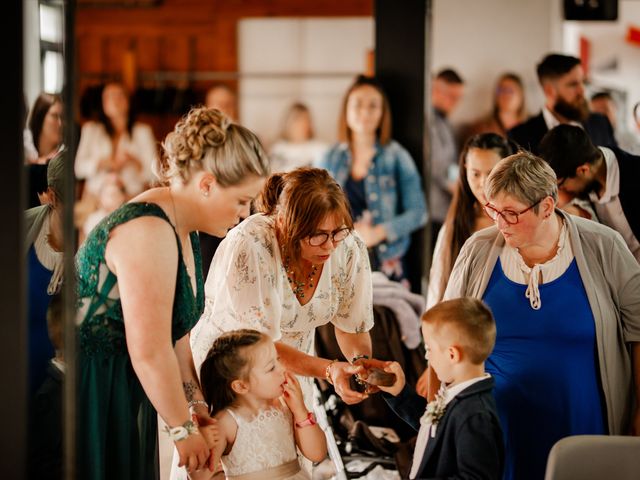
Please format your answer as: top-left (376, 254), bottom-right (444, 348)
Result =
top-left (508, 53), bottom-right (616, 155)
top-left (539, 124), bottom-right (640, 262)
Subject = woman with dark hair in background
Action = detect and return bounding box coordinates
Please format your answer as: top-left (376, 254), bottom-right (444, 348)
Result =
top-left (24, 93), bottom-right (64, 208)
top-left (466, 73), bottom-right (527, 139)
top-left (317, 75), bottom-right (427, 285)
top-left (419, 133), bottom-right (516, 398)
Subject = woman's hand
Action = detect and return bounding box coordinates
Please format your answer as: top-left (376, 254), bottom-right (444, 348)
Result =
top-left (327, 361), bottom-right (368, 404)
top-left (282, 371), bottom-right (309, 421)
top-left (175, 430), bottom-right (211, 475)
top-left (354, 211), bottom-right (386, 248)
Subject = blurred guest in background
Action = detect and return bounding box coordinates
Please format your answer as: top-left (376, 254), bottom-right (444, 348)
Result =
top-left (318, 75), bottom-right (426, 285)
top-left (75, 82), bottom-right (158, 200)
top-left (270, 102), bottom-right (327, 173)
top-left (466, 73), bottom-right (527, 139)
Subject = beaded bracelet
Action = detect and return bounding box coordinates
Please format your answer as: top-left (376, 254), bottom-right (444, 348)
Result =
top-left (351, 354), bottom-right (370, 365)
top-left (325, 359), bottom-right (338, 385)
top-left (188, 399), bottom-right (208, 410)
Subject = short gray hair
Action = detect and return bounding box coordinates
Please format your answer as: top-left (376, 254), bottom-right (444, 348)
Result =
top-left (485, 152), bottom-right (558, 212)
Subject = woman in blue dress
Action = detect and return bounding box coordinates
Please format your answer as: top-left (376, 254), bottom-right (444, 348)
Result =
top-left (76, 107), bottom-right (270, 479)
top-left (442, 152), bottom-right (640, 480)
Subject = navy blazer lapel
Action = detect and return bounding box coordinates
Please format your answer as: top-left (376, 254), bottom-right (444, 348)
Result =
top-left (415, 377), bottom-right (495, 476)
top-left (416, 396), bottom-right (458, 471)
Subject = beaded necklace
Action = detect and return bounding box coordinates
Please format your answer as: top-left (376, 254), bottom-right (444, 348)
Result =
top-left (283, 256), bottom-right (318, 300)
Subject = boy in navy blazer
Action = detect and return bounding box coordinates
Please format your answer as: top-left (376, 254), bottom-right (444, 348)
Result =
top-left (379, 298), bottom-right (504, 479)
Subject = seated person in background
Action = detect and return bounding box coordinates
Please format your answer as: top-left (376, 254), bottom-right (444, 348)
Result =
top-left (317, 75), bottom-right (427, 285)
top-left (379, 298), bottom-right (503, 480)
top-left (75, 82), bottom-right (158, 200)
top-left (590, 91), bottom-right (640, 154)
top-left (465, 73), bottom-right (527, 139)
top-left (508, 53), bottom-right (616, 154)
top-left (269, 102), bottom-right (327, 173)
top-left (540, 124), bottom-right (640, 262)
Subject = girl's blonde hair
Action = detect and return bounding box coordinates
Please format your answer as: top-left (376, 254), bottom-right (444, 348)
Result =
top-left (157, 106), bottom-right (270, 185)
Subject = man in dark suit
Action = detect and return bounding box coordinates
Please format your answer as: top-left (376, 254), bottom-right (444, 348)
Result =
top-left (508, 53), bottom-right (616, 154)
top-left (378, 298), bottom-right (504, 479)
top-left (540, 124), bottom-right (640, 262)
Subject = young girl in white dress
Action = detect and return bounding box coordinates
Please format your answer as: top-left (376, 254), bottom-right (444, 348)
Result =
top-left (189, 329), bottom-right (327, 480)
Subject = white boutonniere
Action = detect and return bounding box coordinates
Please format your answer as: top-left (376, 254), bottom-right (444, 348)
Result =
top-left (420, 386), bottom-right (447, 438)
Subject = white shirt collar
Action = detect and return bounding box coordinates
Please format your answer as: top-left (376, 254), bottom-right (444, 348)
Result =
top-left (443, 373), bottom-right (491, 404)
top-left (542, 106), bottom-right (582, 131)
top-left (590, 147), bottom-right (619, 203)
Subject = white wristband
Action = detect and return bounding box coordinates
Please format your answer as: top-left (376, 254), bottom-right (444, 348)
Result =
top-left (163, 420), bottom-right (198, 442)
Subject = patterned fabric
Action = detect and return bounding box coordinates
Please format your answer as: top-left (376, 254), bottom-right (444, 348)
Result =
top-left (75, 202), bottom-right (204, 480)
top-left (222, 405), bottom-right (309, 479)
top-left (190, 213), bottom-right (373, 403)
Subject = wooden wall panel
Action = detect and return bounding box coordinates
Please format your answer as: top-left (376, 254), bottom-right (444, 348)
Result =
top-left (75, 0), bottom-right (372, 138)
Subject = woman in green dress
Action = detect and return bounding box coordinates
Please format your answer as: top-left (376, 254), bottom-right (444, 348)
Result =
top-left (76, 106), bottom-right (270, 479)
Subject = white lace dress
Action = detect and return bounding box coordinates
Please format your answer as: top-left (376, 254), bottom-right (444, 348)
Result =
top-left (221, 405), bottom-right (309, 480)
top-left (190, 213), bottom-right (374, 403)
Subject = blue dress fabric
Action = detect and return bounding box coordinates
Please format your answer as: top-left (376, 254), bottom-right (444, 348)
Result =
top-left (482, 258), bottom-right (605, 480)
top-left (27, 244), bottom-right (55, 396)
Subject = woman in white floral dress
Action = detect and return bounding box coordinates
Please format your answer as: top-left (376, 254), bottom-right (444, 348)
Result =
top-left (190, 167), bottom-right (378, 406)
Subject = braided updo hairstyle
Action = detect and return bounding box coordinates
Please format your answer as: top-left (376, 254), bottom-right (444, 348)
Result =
top-left (199, 329), bottom-right (269, 415)
top-left (157, 106), bottom-right (270, 185)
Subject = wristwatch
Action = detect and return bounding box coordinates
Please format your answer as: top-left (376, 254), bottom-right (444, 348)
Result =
top-left (295, 412), bottom-right (317, 428)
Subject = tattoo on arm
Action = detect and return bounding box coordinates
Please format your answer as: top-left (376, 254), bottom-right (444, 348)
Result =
top-left (182, 380), bottom-right (200, 402)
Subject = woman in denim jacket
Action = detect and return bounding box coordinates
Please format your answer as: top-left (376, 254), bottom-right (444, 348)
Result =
top-left (316, 75), bottom-right (427, 284)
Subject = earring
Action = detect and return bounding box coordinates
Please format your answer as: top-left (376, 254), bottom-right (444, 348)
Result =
top-left (202, 190), bottom-right (209, 197)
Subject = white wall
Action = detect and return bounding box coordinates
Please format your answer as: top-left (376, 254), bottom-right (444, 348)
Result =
top-left (238, 18), bottom-right (374, 149)
top-left (431, 0), bottom-right (564, 130)
top-left (23, 0), bottom-right (42, 117)
top-left (562, 0), bottom-right (640, 132)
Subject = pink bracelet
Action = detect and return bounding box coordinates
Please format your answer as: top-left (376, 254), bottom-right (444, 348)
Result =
top-left (295, 412), bottom-right (317, 428)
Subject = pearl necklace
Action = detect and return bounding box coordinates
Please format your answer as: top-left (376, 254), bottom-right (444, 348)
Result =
top-left (283, 257), bottom-right (318, 299)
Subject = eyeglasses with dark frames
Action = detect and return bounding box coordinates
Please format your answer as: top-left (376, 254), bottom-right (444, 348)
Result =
top-left (308, 227), bottom-right (350, 246)
top-left (483, 199), bottom-right (543, 225)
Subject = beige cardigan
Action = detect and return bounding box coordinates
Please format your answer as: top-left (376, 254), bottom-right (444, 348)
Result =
top-left (444, 210), bottom-right (640, 435)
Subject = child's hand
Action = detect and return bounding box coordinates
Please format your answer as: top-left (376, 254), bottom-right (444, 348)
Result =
top-left (194, 414), bottom-right (218, 473)
top-left (376, 361), bottom-right (406, 397)
top-left (281, 371), bottom-right (308, 421)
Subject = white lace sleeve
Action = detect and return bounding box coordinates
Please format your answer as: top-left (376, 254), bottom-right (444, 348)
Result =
top-left (331, 232), bottom-right (374, 334)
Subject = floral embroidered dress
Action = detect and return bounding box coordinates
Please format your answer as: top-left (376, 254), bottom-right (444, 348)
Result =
top-left (76, 203), bottom-right (204, 480)
top-left (190, 213), bottom-right (374, 402)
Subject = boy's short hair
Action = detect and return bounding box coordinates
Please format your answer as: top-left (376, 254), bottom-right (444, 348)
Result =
top-left (422, 298), bottom-right (496, 364)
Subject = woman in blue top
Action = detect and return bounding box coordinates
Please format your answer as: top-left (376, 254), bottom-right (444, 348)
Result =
top-left (316, 75), bottom-right (427, 284)
top-left (443, 152), bottom-right (640, 480)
